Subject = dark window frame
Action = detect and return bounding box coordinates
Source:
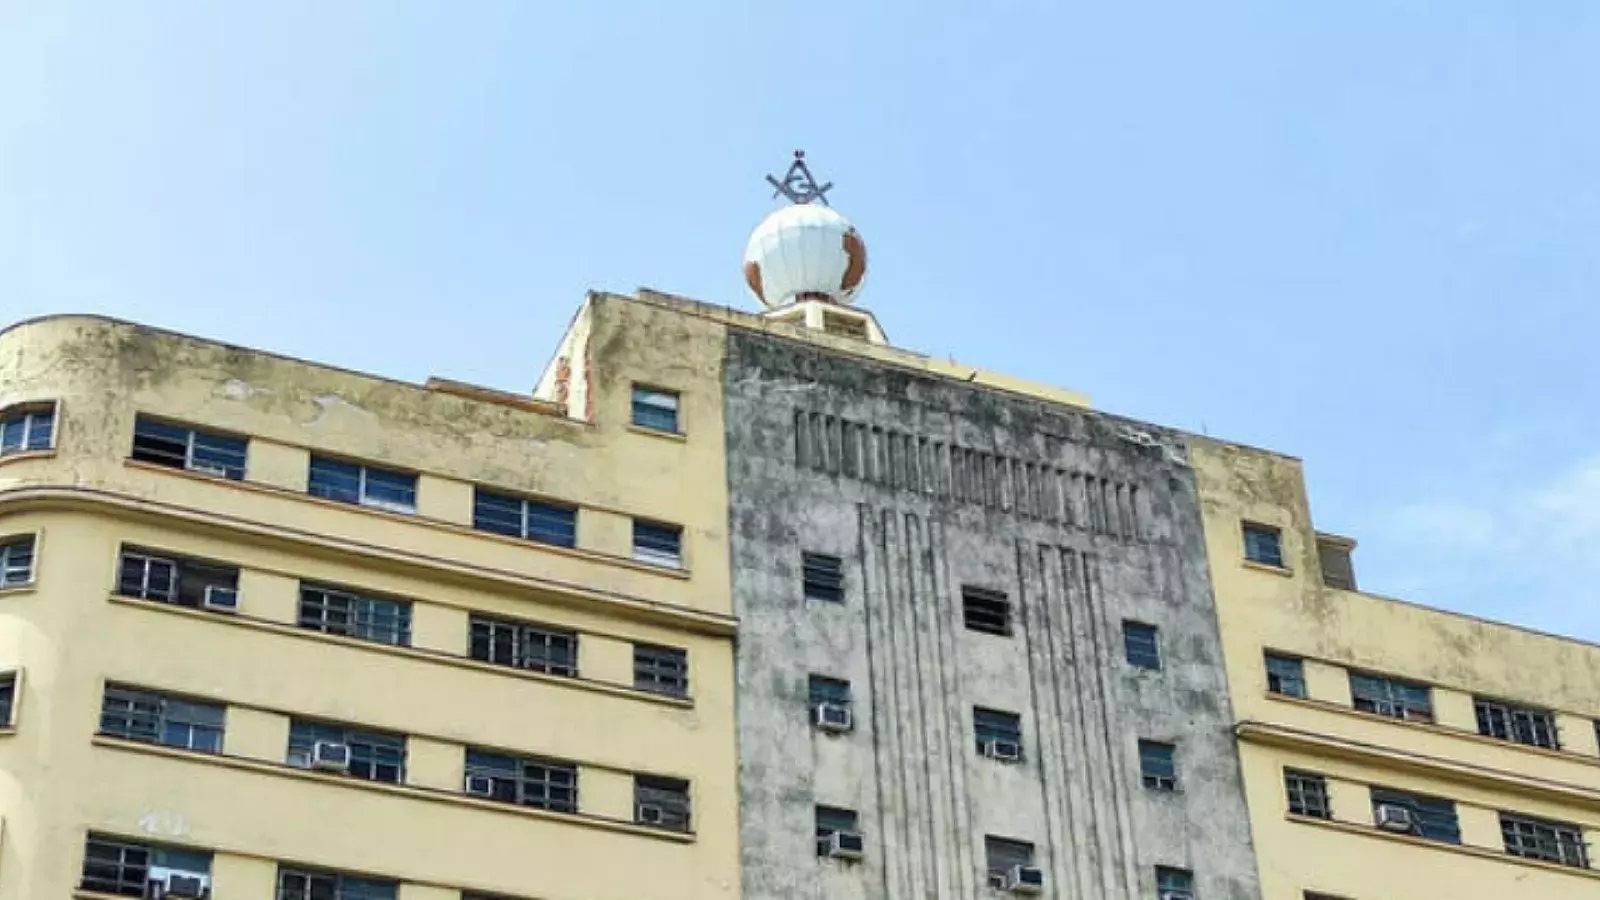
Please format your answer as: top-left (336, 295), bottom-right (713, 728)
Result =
top-left (469, 613), bottom-right (578, 677)
top-left (1284, 769), bottom-right (1331, 819)
top-left (1156, 866), bottom-right (1195, 900)
top-left (99, 684), bottom-right (225, 754)
top-left (962, 585), bottom-right (1012, 637)
top-left (287, 718), bottom-right (408, 784)
top-left (307, 455), bottom-right (418, 513)
top-left (1474, 697), bottom-right (1559, 750)
top-left (81, 833), bottom-right (212, 898)
top-left (0, 534), bottom-right (36, 588)
top-left (298, 582), bottom-right (413, 647)
top-left (464, 747), bottom-right (579, 814)
top-left (809, 674), bottom-right (852, 707)
top-left (276, 865), bottom-right (398, 900)
top-left (634, 774), bottom-right (692, 832)
top-left (130, 415), bottom-right (248, 480)
top-left (630, 385), bottom-right (681, 433)
top-left (1139, 740), bottom-right (1178, 791)
top-left (0, 403), bottom-right (54, 456)
top-left (1350, 672), bottom-right (1433, 722)
top-left (974, 707), bottom-right (1024, 758)
top-left (472, 488), bottom-right (577, 548)
top-left (0, 670), bottom-right (15, 727)
top-left (1370, 786), bottom-right (1462, 844)
top-left (984, 835), bottom-right (1036, 884)
top-left (117, 545), bottom-right (240, 609)
top-left (1123, 621), bottom-right (1161, 670)
top-left (1499, 811), bottom-right (1588, 868)
top-left (815, 805), bottom-right (861, 856)
top-left (632, 520), bottom-right (683, 568)
top-left (1242, 521), bottom-right (1285, 568)
top-left (802, 551), bottom-right (845, 603)
top-left (1265, 653), bottom-right (1307, 698)
top-left (634, 643), bottom-right (690, 697)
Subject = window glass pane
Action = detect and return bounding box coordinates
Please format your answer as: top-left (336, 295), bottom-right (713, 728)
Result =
top-left (525, 501), bottom-right (577, 547)
top-left (1243, 524), bottom-right (1284, 567)
top-left (1371, 787), bottom-right (1461, 843)
top-left (1265, 654), bottom-right (1306, 697)
top-left (633, 521), bottom-right (682, 567)
top-left (361, 467), bottom-right (416, 509)
top-left (1123, 622), bottom-right (1161, 670)
top-left (809, 675), bottom-right (851, 706)
top-left (1139, 740), bottom-right (1177, 789)
top-left (473, 491), bottom-right (525, 537)
top-left (308, 457), bottom-right (362, 504)
top-left (0, 536), bottom-right (36, 587)
top-left (631, 388), bottom-right (680, 432)
top-left (189, 430), bottom-right (248, 479)
top-left (635, 644), bottom-right (689, 695)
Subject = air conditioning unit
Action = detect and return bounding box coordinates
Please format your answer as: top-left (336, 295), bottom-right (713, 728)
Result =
top-left (813, 702), bottom-right (853, 733)
top-left (638, 804), bottom-right (665, 825)
top-left (1375, 804), bottom-right (1414, 833)
top-left (465, 775), bottom-right (495, 797)
top-left (1006, 865), bottom-right (1045, 894)
top-left (150, 871), bottom-right (208, 899)
top-left (824, 830), bottom-right (866, 860)
top-left (202, 585), bottom-right (239, 612)
top-left (310, 740), bottom-right (352, 773)
top-left (983, 739), bottom-right (1022, 762)
top-left (188, 461), bottom-right (230, 478)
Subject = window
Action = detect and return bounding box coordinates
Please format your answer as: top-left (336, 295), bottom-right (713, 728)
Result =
top-left (308, 456), bottom-right (417, 513)
top-left (473, 488), bottom-right (577, 548)
top-left (635, 643), bottom-right (689, 696)
top-left (99, 684), bottom-right (225, 753)
top-left (632, 520), bottom-right (683, 568)
top-left (1500, 812), bottom-right (1588, 868)
top-left (81, 834), bottom-right (211, 898)
top-left (803, 552), bottom-right (844, 603)
top-left (809, 675), bottom-right (852, 707)
top-left (277, 866), bottom-right (397, 900)
top-left (1139, 740), bottom-right (1178, 791)
top-left (0, 535), bottom-right (35, 587)
top-left (1242, 522), bottom-right (1284, 568)
top-left (1370, 787), bottom-right (1461, 843)
top-left (974, 707), bottom-right (1023, 759)
top-left (962, 586), bottom-right (1012, 636)
top-left (1123, 621), bottom-right (1161, 670)
top-left (985, 836), bottom-right (1036, 888)
top-left (298, 583), bottom-right (412, 646)
top-left (1475, 698), bottom-right (1559, 749)
top-left (1316, 535), bottom-right (1356, 590)
top-left (1349, 672), bottom-right (1432, 722)
top-left (0, 670), bottom-right (14, 727)
top-left (464, 748), bottom-right (578, 813)
top-left (635, 774), bottom-right (691, 831)
top-left (469, 614), bottom-right (578, 676)
top-left (1284, 770), bottom-right (1330, 819)
top-left (631, 386), bottom-right (680, 433)
top-left (288, 719), bottom-right (406, 784)
top-left (130, 416), bottom-right (247, 480)
top-left (1265, 654), bottom-right (1306, 698)
top-left (0, 404), bottom-right (53, 455)
top-left (117, 546), bottom-right (240, 609)
top-left (815, 806), bottom-right (860, 856)
top-left (1156, 867), bottom-right (1194, 900)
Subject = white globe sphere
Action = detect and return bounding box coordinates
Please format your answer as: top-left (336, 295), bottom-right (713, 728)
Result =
top-left (743, 204), bottom-right (868, 308)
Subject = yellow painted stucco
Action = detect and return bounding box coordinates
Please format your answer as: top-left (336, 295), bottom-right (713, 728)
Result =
top-left (1193, 437), bottom-right (1600, 900)
top-left (0, 297), bottom-right (738, 899)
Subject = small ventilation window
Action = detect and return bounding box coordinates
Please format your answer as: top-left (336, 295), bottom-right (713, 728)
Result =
top-left (1139, 740), bottom-right (1178, 791)
top-left (803, 552), bottom-right (844, 603)
top-left (962, 586), bottom-right (1012, 636)
top-left (1242, 522), bottom-right (1285, 568)
top-left (1123, 621), bottom-right (1161, 670)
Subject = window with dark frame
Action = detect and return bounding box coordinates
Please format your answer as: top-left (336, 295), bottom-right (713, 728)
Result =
top-left (803, 552), bottom-right (844, 603)
top-left (1123, 621), bottom-right (1161, 670)
top-left (631, 386), bottom-right (681, 433)
top-left (1265, 654), bottom-right (1307, 698)
top-left (1156, 866), bottom-right (1195, 900)
top-left (469, 614), bottom-right (578, 677)
top-left (80, 834), bottom-right (212, 898)
top-left (0, 404), bottom-right (54, 456)
top-left (1349, 672), bottom-right (1433, 722)
top-left (1284, 769), bottom-right (1331, 819)
top-left (1500, 812), bottom-right (1588, 868)
top-left (298, 583), bottom-right (412, 646)
top-left (962, 586), bottom-right (1012, 636)
top-left (0, 535), bottom-right (35, 588)
top-left (1474, 697), bottom-right (1559, 750)
top-left (472, 488), bottom-right (577, 548)
top-left (634, 643), bottom-right (690, 696)
top-left (130, 416), bottom-right (247, 480)
top-left (99, 684), bottom-right (224, 753)
top-left (635, 774), bottom-right (691, 832)
top-left (117, 546), bottom-right (240, 610)
top-left (464, 747), bottom-right (578, 813)
top-left (632, 520), bottom-right (683, 568)
top-left (974, 707), bottom-right (1024, 758)
top-left (0, 671), bottom-right (14, 727)
top-left (1139, 740), bottom-right (1178, 791)
top-left (815, 805), bottom-right (860, 856)
top-left (1369, 787), bottom-right (1461, 843)
top-left (809, 675), bottom-right (852, 708)
top-left (984, 836), bottom-right (1036, 887)
top-left (307, 456), bottom-right (417, 513)
top-left (276, 866), bottom-right (397, 900)
top-left (287, 719), bottom-right (407, 784)
top-left (1242, 522), bottom-right (1284, 568)
top-left (1316, 535), bottom-right (1357, 590)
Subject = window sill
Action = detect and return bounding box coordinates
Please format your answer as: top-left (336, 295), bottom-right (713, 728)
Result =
top-left (626, 424), bottom-right (688, 442)
top-left (1286, 812), bottom-right (1600, 881)
top-left (1242, 559), bottom-right (1294, 577)
top-left (92, 734), bottom-right (698, 843)
top-left (0, 449), bottom-right (56, 468)
top-left (0, 582), bottom-right (37, 597)
top-left (0, 726), bottom-right (15, 738)
top-left (107, 593), bottom-right (696, 709)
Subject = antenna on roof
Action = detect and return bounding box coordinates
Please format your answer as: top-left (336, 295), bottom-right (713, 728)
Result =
top-left (766, 150), bottom-right (833, 206)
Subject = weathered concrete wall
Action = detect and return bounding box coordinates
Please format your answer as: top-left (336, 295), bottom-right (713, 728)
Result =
top-left (724, 330), bottom-right (1263, 900)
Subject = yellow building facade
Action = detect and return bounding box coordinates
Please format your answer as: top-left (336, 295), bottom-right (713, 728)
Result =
top-left (0, 299), bottom-right (739, 899)
top-left (1194, 437), bottom-right (1600, 900)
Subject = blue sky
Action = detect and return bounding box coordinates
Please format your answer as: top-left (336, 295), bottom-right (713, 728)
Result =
top-left (4, 4), bottom-right (1599, 640)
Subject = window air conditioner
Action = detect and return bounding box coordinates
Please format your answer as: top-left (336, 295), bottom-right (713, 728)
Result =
top-left (638, 804), bottom-right (665, 825)
top-left (465, 775), bottom-right (495, 797)
top-left (983, 739), bottom-right (1022, 762)
top-left (1375, 804), bottom-right (1414, 833)
top-left (310, 740), bottom-right (352, 773)
top-left (202, 585), bottom-right (239, 612)
top-left (154, 872), bottom-right (208, 898)
top-left (824, 830), bottom-right (866, 860)
top-left (813, 702), bottom-right (853, 733)
top-left (1007, 866), bottom-right (1045, 894)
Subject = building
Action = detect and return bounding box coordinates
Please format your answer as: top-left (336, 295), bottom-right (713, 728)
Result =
top-left (1193, 437), bottom-right (1600, 900)
top-left (723, 159), bottom-right (1265, 900)
top-left (0, 305), bottom-right (740, 899)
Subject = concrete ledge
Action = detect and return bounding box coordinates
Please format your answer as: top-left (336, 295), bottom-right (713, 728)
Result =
top-left (1286, 812), bottom-right (1600, 881)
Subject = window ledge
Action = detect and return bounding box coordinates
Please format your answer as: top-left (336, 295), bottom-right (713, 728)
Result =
top-left (626, 424), bottom-right (688, 442)
top-left (0, 582), bottom-right (37, 597)
top-left (76, 890), bottom-right (138, 900)
top-left (92, 734), bottom-right (698, 843)
top-left (1242, 559), bottom-right (1294, 577)
top-left (0, 726), bottom-right (15, 737)
top-left (107, 593), bottom-right (696, 709)
top-left (1286, 812), bottom-right (1600, 881)
top-left (0, 449), bottom-right (56, 468)
top-left (1262, 690), bottom-right (1600, 768)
